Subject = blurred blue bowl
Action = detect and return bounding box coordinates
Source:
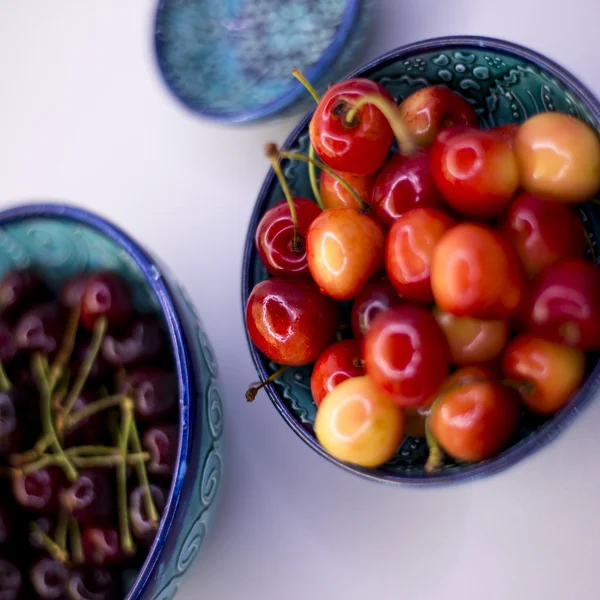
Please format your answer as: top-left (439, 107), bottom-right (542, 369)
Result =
top-left (153, 0), bottom-right (373, 123)
top-left (0, 203), bottom-right (223, 598)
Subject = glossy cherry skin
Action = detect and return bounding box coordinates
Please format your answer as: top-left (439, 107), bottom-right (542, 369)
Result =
top-left (309, 78), bottom-right (395, 175)
top-left (67, 569), bottom-right (117, 600)
top-left (30, 557), bottom-right (69, 600)
top-left (370, 150), bottom-right (444, 228)
top-left (101, 317), bottom-right (165, 367)
top-left (433, 308), bottom-right (509, 365)
top-left (61, 468), bottom-right (114, 523)
top-left (429, 370), bottom-right (520, 462)
top-left (12, 467), bottom-right (66, 513)
top-left (492, 123), bottom-right (520, 147)
top-left (522, 258), bottom-right (600, 350)
top-left (499, 192), bottom-right (587, 277)
top-left (245, 277), bottom-right (339, 365)
top-left (63, 393), bottom-right (108, 447)
top-left (142, 423), bottom-right (178, 478)
top-left (502, 334), bottom-right (585, 415)
top-left (120, 368), bottom-right (178, 422)
top-left (431, 223), bottom-right (525, 319)
top-left (129, 484), bottom-right (167, 546)
top-left (364, 305), bottom-right (450, 407)
top-left (397, 85), bottom-right (478, 148)
top-left (319, 170), bottom-right (375, 210)
top-left (59, 274), bottom-right (91, 309)
top-left (0, 558), bottom-right (22, 600)
top-left (351, 277), bottom-right (402, 339)
top-left (310, 339), bottom-right (364, 406)
top-left (430, 126), bottom-right (519, 219)
top-left (385, 207), bottom-right (456, 303)
top-left (307, 208), bottom-right (385, 300)
top-left (80, 271), bottom-right (132, 330)
top-left (0, 268), bottom-right (47, 316)
top-left (255, 198), bottom-right (321, 277)
top-left (315, 375), bottom-right (405, 467)
top-left (14, 303), bottom-right (63, 355)
top-left (515, 112), bottom-right (600, 203)
top-left (82, 525), bottom-right (123, 566)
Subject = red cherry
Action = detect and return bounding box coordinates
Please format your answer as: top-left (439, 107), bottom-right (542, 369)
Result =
top-left (431, 223), bottom-right (525, 319)
top-left (245, 278), bottom-right (339, 365)
top-left (521, 258), bottom-right (600, 350)
top-left (429, 126), bottom-right (519, 219)
top-left (319, 170), bottom-right (375, 210)
top-left (498, 192), bottom-right (586, 278)
top-left (364, 305), bottom-right (450, 407)
top-left (255, 198), bottom-right (321, 277)
top-left (310, 339), bottom-right (364, 406)
top-left (397, 86), bottom-right (478, 148)
top-left (492, 123), bottom-right (520, 147)
top-left (385, 207), bottom-right (455, 303)
top-left (309, 78), bottom-right (395, 175)
top-left (370, 150), bottom-right (445, 228)
top-left (350, 277), bottom-right (402, 339)
top-left (80, 271), bottom-right (132, 330)
top-left (307, 208), bottom-right (385, 300)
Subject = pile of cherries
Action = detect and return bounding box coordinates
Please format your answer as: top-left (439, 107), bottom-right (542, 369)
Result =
top-left (245, 74), bottom-right (600, 472)
top-left (0, 268), bottom-right (178, 599)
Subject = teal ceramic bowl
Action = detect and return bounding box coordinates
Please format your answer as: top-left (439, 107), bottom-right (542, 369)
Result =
top-left (0, 203), bottom-right (223, 598)
top-left (242, 36), bottom-right (600, 486)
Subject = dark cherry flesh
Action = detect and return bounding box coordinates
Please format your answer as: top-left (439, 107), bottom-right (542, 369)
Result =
top-left (30, 557), bottom-right (68, 600)
top-left (61, 468), bottom-right (115, 524)
top-left (129, 484), bottom-right (167, 546)
top-left (120, 368), bottom-right (178, 422)
top-left (142, 423), bottom-right (178, 478)
top-left (80, 271), bottom-right (132, 331)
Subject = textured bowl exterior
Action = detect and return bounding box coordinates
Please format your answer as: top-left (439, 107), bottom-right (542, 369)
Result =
top-left (0, 203), bottom-right (223, 599)
top-left (242, 36), bottom-right (600, 486)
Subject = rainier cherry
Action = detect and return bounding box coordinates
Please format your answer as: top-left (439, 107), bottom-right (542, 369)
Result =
top-left (245, 277), bottom-right (339, 365)
top-left (515, 112), bottom-right (600, 203)
top-left (370, 150), bottom-right (445, 228)
top-left (499, 192), bottom-right (587, 277)
top-left (310, 339), bottom-right (364, 406)
top-left (315, 375), bottom-right (405, 468)
top-left (397, 85), bottom-right (478, 147)
top-left (430, 126), bottom-right (519, 219)
top-left (385, 207), bottom-right (455, 303)
top-left (351, 277), bottom-right (402, 339)
top-left (364, 305), bottom-right (450, 407)
top-left (319, 170), bottom-right (375, 210)
top-left (431, 223), bottom-right (525, 319)
top-left (502, 334), bottom-right (585, 414)
top-left (492, 123), bottom-right (520, 146)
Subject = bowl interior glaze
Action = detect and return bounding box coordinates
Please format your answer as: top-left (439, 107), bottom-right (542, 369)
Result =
top-left (242, 36), bottom-right (600, 485)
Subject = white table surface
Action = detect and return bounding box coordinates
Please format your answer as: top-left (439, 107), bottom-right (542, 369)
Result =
top-left (1, 1), bottom-right (599, 599)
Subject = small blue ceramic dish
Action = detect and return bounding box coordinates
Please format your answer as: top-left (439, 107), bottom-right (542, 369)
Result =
top-left (241, 35), bottom-right (600, 487)
top-left (0, 203), bottom-right (223, 598)
top-left (153, 0), bottom-right (373, 123)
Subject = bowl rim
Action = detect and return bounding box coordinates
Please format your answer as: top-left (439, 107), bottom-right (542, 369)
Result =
top-left (241, 34), bottom-right (600, 486)
top-left (152, 0), bottom-right (362, 123)
top-left (0, 202), bottom-right (194, 595)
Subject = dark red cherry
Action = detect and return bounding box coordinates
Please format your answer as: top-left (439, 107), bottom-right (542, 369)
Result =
top-left (14, 303), bottom-right (62, 355)
top-left (61, 469), bottom-right (114, 524)
top-left (30, 557), bottom-right (68, 600)
top-left (120, 368), bottom-right (178, 421)
top-left (59, 274), bottom-right (91, 309)
top-left (67, 569), bottom-right (118, 600)
top-left (0, 321), bottom-right (17, 365)
top-left (63, 394), bottom-right (108, 447)
top-left (255, 198), bottom-right (321, 277)
top-left (129, 483), bottom-right (167, 546)
top-left (28, 516), bottom-right (55, 551)
top-left (81, 525), bottom-right (123, 566)
top-left (101, 317), bottom-right (165, 368)
top-left (0, 505), bottom-right (11, 545)
top-left (12, 467), bottom-right (66, 513)
top-left (351, 277), bottom-right (403, 340)
top-left (0, 269), bottom-right (47, 317)
top-left (0, 391), bottom-right (22, 456)
top-left (142, 424), bottom-right (178, 478)
top-left (80, 271), bottom-right (132, 331)
top-left (0, 558), bottom-right (22, 600)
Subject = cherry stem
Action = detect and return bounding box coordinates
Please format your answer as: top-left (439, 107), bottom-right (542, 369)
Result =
top-left (291, 68), bottom-right (321, 103)
top-left (266, 149), bottom-right (302, 251)
top-left (69, 518), bottom-right (85, 565)
top-left (61, 316), bottom-right (108, 418)
top-left (63, 394), bottom-right (125, 432)
top-left (49, 306), bottom-right (80, 390)
top-left (72, 452), bottom-right (149, 468)
top-left (55, 508), bottom-right (69, 552)
top-left (117, 398), bottom-right (135, 556)
top-left (115, 367), bottom-right (127, 392)
top-left (30, 522), bottom-right (69, 565)
top-left (246, 365), bottom-right (289, 402)
top-left (128, 417), bottom-right (159, 527)
top-left (344, 93), bottom-right (417, 156)
top-left (424, 418), bottom-right (445, 474)
top-left (64, 445), bottom-right (120, 457)
top-left (32, 353), bottom-right (78, 482)
top-left (583, 227), bottom-right (597, 264)
top-left (269, 144), bottom-right (368, 212)
top-left (0, 360), bottom-right (12, 392)
top-left (52, 373), bottom-right (70, 412)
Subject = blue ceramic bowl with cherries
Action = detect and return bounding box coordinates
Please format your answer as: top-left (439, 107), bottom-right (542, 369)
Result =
top-left (0, 203), bottom-right (223, 599)
top-left (242, 35), bottom-right (600, 486)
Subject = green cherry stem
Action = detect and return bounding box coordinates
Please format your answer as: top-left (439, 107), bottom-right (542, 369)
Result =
top-left (245, 365), bottom-right (289, 402)
top-left (30, 521), bottom-right (69, 565)
top-left (344, 93), bottom-right (417, 156)
top-left (291, 68), bottom-right (320, 103)
top-left (266, 149), bottom-right (302, 251)
top-left (61, 316), bottom-right (108, 418)
top-left (268, 144), bottom-right (368, 212)
top-left (32, 353), bottom-right (78, 482)
top-left (64, 394), bottom-right (125, 431)
top-left (64, 445), bottom-right (120, 457)
top-left (69, 519), bottom-right (85, 565)
top-left (72, 453), bottom-right (149, 468)
top-left (117, 398), bottom-right (135, 556)
top-left (424, 417), bottom-right (445, 474)
top-left (0, 361), bottom-right (12, 392)
top-left (55, 508), bottom-right (69, 552)
top-left (49, 306), bottom-right (80, 391)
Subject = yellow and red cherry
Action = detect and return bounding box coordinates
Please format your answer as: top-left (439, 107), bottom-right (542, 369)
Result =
top-left (351, 277), bottom-right (403, 340)
top-left (385, 207), bottom-right (456, 303)
top-left (245, 277), bottom-right (339, 366)
top-left (319, 170), bottom-right (375, 210)
top-left (492, 123), bottom-right (520, 147)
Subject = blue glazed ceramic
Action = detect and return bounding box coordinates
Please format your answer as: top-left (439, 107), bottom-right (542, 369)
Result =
top-left (242, 36), bottom-right (600, 486)
top-left (153, 0), bottom-right (373, 123)
top-left (0, 203), bottom-right (223, 598)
